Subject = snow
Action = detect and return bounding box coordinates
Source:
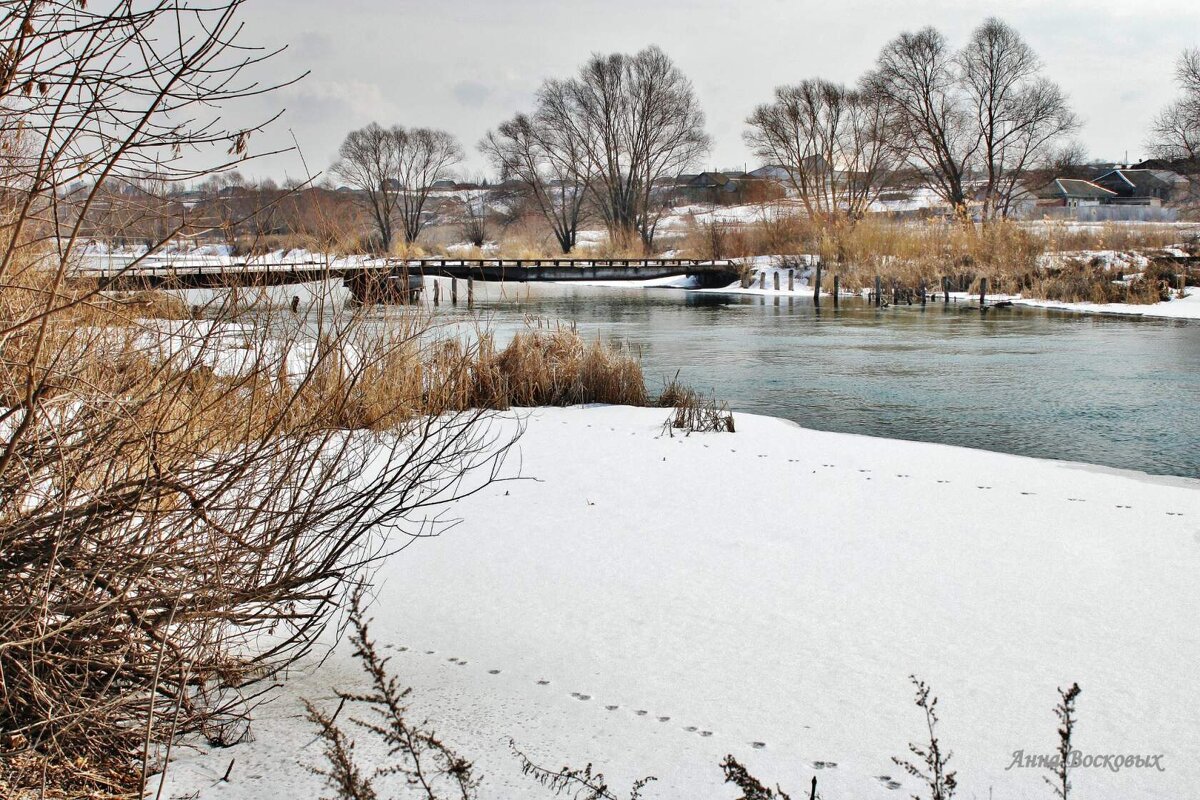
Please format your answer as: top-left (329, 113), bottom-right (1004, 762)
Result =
top-left (128, 318), bottom-right (322, 381)
top-left (657, 201), bottom-right (805, 231)
top-left (1005, 287), bottom-right (1200, 319)
top-left (153, 405), bottom-right (1200, 800)
top-left (552, 274), bottom-right (701, 289)
top-left (446, 241), bottom-right (500, 255)
top-left (692, 256), bottom-right (866, 298)
top-left (696, 256), bottom-right (813, 296)
top-left (942, 287), bottom-right (1200, 320)
top-left (417, 272), bottom-right (700, 292)
top-left (571, 230), bottom-right (610, 250)
top-left (868, 187), bottom-right (945, 214)
top-left (1040, 249), bottom-right (1153, 272)
top-left (166, 278), bottom-right (353, 313)
top-left (1018, 220), bottom-right (1196, 236)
